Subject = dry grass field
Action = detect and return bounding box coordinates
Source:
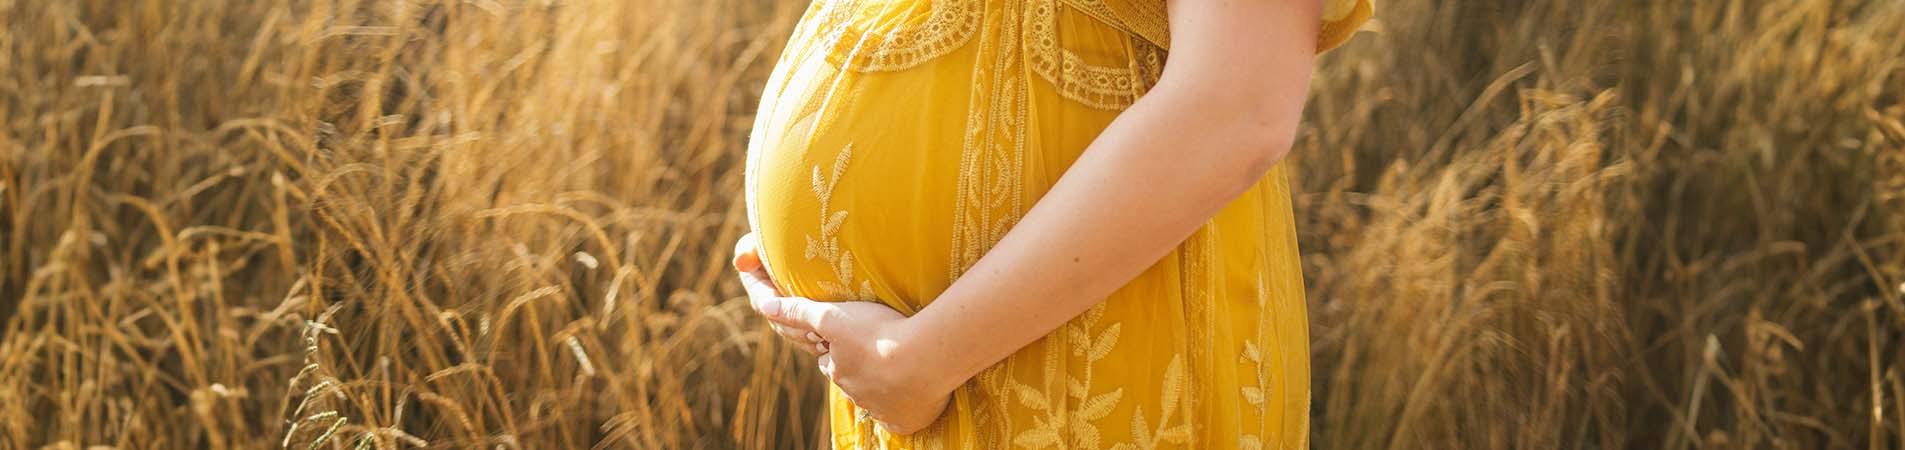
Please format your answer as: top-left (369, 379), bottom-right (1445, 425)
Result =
top-left (2, 0), bottom-right (1902, 448)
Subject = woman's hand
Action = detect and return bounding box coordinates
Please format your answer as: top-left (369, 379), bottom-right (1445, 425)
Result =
top-left (765, 298), bottom-right (955, 435)
top-left (731, 232), bottom-right (957, 434)
top-left (733, 232), bottom-right (828, 356)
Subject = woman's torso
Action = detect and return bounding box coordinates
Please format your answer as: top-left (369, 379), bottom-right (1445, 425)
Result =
top-left (744, 0), bottom-right (1371, 448)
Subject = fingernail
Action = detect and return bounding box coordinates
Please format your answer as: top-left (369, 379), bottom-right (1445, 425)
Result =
top-left (805, 332), bottom-right (821, 343)
top-left (761, 299), bottom-right (781, 317)
top-left (818, 342), bottom-right (829, 353)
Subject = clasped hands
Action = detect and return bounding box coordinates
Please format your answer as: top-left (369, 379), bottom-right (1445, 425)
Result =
top-left (732, 232), bottom-right (958, 435)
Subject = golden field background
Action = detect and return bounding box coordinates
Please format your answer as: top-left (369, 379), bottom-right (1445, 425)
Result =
top-left (2, 0), bottom-right (1902, 448)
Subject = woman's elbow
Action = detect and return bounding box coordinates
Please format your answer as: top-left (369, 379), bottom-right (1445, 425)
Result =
top-left (1202, 96), bottom-right (1301, 179)
top-left (1150, 82), bottom-right (1303, 183)
top-left (1234, 119), bottom-right (1298, 180)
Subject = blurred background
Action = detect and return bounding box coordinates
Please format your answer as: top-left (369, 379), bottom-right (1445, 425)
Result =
top-left (2, 0), bottom-right (1902, 448)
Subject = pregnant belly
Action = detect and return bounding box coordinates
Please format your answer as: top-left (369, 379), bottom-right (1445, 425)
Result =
top-left (743, 70), bottom-right (970, 313)
top-left (742, 11), bottom-right (1120, 311)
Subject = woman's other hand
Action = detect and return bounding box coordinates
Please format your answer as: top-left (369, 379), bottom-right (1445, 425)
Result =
top-left (733, 232), bottom-right (828, 356)
top-left (765, 298), bottom-right (955, 435)
top-left (734, 233), bottom-right (955, 434)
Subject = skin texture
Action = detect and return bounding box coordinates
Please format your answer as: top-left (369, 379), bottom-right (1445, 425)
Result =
top-left (735, 0), bottom-right (1323, 435)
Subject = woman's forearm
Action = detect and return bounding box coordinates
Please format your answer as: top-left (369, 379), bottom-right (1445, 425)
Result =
top-left (903, 79), bottom-right (1311, 392)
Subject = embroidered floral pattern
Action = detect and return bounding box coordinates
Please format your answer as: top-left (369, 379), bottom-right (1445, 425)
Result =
top-left (805, 144), bottom-right (877, 300)
top-left (1008, 303), bottom-right (1132, 449)
top-left (1111, 355), bottom-right (1193, 450)
top-left (1241, 245), bottom-right (1292, 450)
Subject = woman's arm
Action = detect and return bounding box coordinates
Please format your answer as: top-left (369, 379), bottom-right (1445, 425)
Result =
top-left (753, 0), bottom-right (1324, 433)
top-left (900, 0), bottom-right (1322, 388)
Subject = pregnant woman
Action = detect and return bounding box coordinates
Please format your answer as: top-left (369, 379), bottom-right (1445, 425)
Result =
top-left (734, 0), bottom-right (1371, 447)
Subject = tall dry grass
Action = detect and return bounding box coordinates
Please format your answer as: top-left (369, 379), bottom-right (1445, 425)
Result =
top-left (1301, 1), bottom-right (1905, 448)
top-left (1, 0), bottom-right (1900, 449)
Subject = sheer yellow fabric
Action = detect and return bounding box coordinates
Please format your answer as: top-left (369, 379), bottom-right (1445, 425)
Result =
top-left (743, 1), bottom-right (1372, 448)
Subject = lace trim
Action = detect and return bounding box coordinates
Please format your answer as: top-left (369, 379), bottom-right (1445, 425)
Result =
top-left (947, 5), bottom-right (1027, 284)
top-left (1180, 227), bottom-right (1216, 448)
top-left (818, 0), bottom-right (1369, 108)
top-left (815, 0), bottom-right (1166, 110)
top-left (1025, 0), bottom-right (1165, 110)
top-left (943, 3), bottom-right (1029, 446)
top-left (1097, 0), bottom-right (1171, 48)
top-left (822, 0), bottom-right (984, 72)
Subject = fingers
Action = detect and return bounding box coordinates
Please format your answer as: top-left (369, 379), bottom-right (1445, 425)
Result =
top-left (816, 353), bottom-right (836, 380)
top-left (770, 324), bottom-right (821, 345)
top-left (876, 421), bottom-right (911, 436)
top-left (804, 336), bottom-right (830, 356)
top-left (770, 323), bottom-right (829, 355)
top-left (772, 296), bottom-right (838, 335)
top-left (868, 407), bottom-right (938, 436)
top-left (737, 268), bottom-right (781, 308)
top-left (740, 269), bottom-right (805, 332)
top-left (733, 235), bottom-right (831, 355)
top-left (732, 232), bottom-right (763, 272)
top-left (740, 270), bottom-right (818, 331)
top-left (861, 409), bottom-right (924, 436)
top-left (739, 269), bottom-right (828, 354)
top-left (732, 233), bottom-right (777, 302)
top-left (781, 331), bottom-right (828, 356)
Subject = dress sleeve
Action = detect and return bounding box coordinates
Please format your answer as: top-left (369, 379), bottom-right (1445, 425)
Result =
top-left (1101, 0), bottom-right (1372, 54)
top-left (1316, 0), bottom-right (1374, 53)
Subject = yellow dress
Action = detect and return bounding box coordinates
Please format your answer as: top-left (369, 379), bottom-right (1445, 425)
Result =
top-left (744, 1), bottom-right (1372, 448)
